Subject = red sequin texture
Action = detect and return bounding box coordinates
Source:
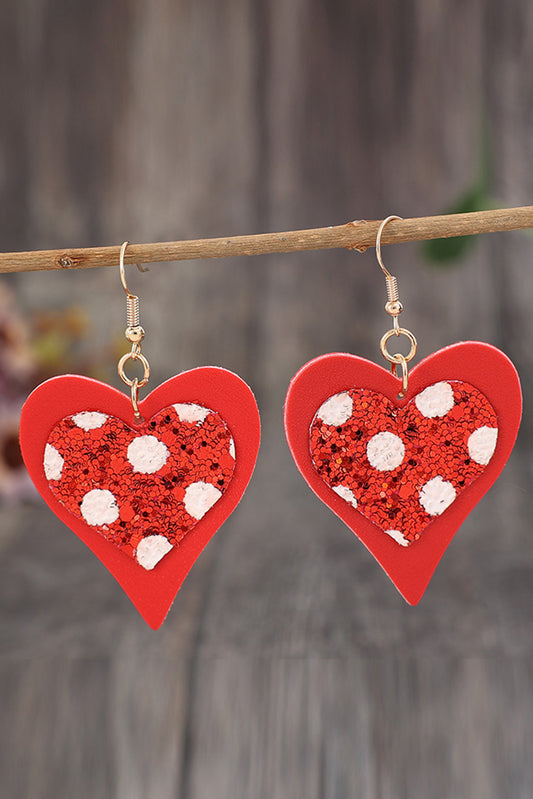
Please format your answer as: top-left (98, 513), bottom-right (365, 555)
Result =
top-left (45, 404), bottom-right (235, 563)
top-left (309, 382), bottom-right (497, 545)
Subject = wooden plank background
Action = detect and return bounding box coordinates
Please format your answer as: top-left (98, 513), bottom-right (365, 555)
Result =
top-left (1, 0), bottom-right (533, 796)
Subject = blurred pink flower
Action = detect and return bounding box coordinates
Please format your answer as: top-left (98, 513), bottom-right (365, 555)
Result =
top-left (0, 295), bottom-right (33, 404)
top-left (0, 281), bottom-right (115, 504)
top-left (0, 400), bottom-right (36, 502)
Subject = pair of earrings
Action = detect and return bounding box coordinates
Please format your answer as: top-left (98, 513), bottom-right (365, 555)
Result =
top-left (20, 219), bottom-right (522, 628)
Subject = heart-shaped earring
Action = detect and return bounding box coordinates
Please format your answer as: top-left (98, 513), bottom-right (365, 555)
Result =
top-left (284, 216), bottom-right (522, 604)
top-left (20, 243), bottom-right (261, 628)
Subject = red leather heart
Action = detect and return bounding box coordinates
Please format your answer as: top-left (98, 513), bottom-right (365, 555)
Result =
top-left (284, 342), bottom-right (522, 604)
top-left (20, 368), bottom-right (260, 628)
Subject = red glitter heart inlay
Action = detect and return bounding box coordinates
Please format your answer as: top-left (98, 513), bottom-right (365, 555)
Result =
top-left (45, 402), bottom-right (235, 569)
top-left (309, 381), bottom-right (497, 546)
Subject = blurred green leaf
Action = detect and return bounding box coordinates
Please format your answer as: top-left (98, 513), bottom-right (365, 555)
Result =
top-left (422, 186), bottom-right (492, 265)
top-left (421, 121), bottom-right (495, 266)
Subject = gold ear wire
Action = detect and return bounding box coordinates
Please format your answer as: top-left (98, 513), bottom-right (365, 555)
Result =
top-left (375, 216), bottom-right (417, 398)
top-left (375, 215), bottom-right (403, 323)
top-left (375, 215), bottom-right (401, 277)
top-left (117, 242), bottom-right (150, 420)
top-left (119, 240), bottom-right (148, 298)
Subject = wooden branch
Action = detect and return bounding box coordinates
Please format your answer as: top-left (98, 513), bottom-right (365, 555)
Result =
top-left (0, 206), bottom-right (532, 274)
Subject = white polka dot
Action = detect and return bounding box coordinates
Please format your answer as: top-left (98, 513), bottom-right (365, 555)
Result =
top-left (415, 382), bottom-right (454, 418)
top-left (316, 392), bottom-right (353, 426)
top-left (44, 443), bottom-right (64, 481)
top-left (366, 431), bottom-right (405, 471)
top-left (468, 426), bottom-right (498, 465)
top-left (173, 403), bottom-right (210, 424)
top-left (183, 481), bottom-right (222, 520)
top-left (332, 484), bottom-right (358, 508)
top-left (136, 535), bottom-right (173, 570)
top-left (80, 489), bottom-right (119, 526)
top-left (228, 437), bottom-right (236, 459)
top-left (419, 476), bottom-right (456, 516)
top-left (71, 411), bottom-right (108, 430)
top-left (127, 435), bottom-right (169, 474)
top-left (384, 529), bottom-right (409, 547)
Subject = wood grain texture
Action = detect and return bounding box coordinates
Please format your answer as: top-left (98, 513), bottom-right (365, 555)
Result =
top-left (1, 0), bottom-right (533, 797)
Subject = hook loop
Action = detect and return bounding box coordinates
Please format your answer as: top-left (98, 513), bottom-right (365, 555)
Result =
top-left (390, 355), bottom-right (409, 398)
top-left (379, 328), bottom-right (418, 365)
top-left (118, 351), bottom-right (151, 389)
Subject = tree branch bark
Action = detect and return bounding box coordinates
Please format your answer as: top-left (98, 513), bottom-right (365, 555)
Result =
top-left (0, 206), bottom-right (532, 274)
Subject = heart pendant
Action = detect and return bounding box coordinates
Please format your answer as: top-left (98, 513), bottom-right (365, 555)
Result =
top-left (284, 342), bottom-right (522, 604)
top-left (21, 368), bottom-right (260, 628)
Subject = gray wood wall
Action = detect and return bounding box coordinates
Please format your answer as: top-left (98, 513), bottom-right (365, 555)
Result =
top-left (1, 1), bottom-right (533, 796)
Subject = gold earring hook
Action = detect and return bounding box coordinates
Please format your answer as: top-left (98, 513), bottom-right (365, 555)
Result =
top-left (375, 216), bottom-right (403, 316)
top-left (119, 241), bottom-right (149, 298)
top-left (375, 215), bottom-right (417, 398)
top-left (117, 241), bottom-right (150, 420)
top-left (375, 215), bottom-right (401, 279)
